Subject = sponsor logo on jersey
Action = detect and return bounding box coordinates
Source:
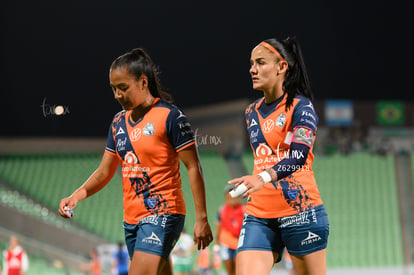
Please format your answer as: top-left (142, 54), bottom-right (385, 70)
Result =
top-left (130, 128), bottom-right (141, 141)
top-left (249, 118), bottom-right (258, 128)
top-left (116, 137), bottom-right (127, 152)
top-left (176, 109), bottom-right (186, 119)
top-left (255, 143), bottom-right (273, 157)
top-left (301, 111), bottom-right (317, 122)
top-left (142, 232), bottom-right (162, 246)
top-left (250, 129), bottom-right (259, 143)
top-left (275, 113), bottom-right (286, 127)
top-left (124, 151), bottom-right (138, 164)
top-left (263, 119), bottom-right (274, 133)
top-left (304, 102), bottom-right (315, 111)
top-left (116, 127), bottom-right (125, 136)
top-left (301, 231), bottom-right (321, 246)
top-left (143, 123), bottom-right (155, 136)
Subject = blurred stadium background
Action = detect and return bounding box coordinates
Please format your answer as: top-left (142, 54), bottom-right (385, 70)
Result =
top-left (1, 0), bottom-right (412, 274)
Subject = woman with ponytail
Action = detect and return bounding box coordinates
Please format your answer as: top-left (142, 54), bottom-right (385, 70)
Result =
top-left (59, 48), bottom-right (213, 275)
top-left (228, 37), bottom-right (329, 275)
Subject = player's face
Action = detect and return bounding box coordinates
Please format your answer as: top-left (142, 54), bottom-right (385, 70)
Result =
top-left (249, 45), bottom-right (280, 91)
top-left (109, 66), bottom-right (149, 110)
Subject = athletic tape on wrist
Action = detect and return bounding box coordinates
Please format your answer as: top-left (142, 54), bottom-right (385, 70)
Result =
top-left (258, 171), bottom-right (272, 183)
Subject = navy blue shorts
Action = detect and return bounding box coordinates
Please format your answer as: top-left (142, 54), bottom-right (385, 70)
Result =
top-left (123, 214), bottom-right (185, 260)
top-left (237, 205), bottom-right (329, 260)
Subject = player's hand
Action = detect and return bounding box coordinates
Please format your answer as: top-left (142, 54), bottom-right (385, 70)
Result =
top-left (228, 175), bottom-right (266, 198)
top-left (58, 197), bottom-right (78, 218)
top-left (193, 218), bottom-right (213, 250)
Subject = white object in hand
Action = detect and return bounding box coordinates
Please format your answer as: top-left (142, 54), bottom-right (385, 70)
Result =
top-left (64, 206), bottom-right (74, 217)
top-left (229, 183), bottom-right (248, 198)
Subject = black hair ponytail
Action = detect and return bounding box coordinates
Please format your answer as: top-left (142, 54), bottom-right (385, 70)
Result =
top-left (110, 48), bottom-right (173, 103)
top-left (263, 37), bottom-right (314, 111)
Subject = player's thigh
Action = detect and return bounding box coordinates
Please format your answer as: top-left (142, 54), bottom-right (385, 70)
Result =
top-left (236, 214), bottom-right (283, 275)
top-left (236, 250), bottom-right (277, 275)
top-left (237, 214), bottom-right (284, 259)
top-left (129, 250), bottom-right (170, 275)
top-left (290, 248), bottom-right (326, 275)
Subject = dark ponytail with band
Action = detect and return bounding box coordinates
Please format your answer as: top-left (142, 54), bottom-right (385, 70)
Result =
top-left (110, 48), bottom-right (173, 103)
top-left (262, 37), bottom-right (313, 111)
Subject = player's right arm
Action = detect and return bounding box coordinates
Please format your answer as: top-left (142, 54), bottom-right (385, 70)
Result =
top-left (58, 151), bottom-right (119, 218)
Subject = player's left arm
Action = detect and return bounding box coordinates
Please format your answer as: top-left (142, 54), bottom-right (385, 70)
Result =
top-left (166, 107), bottom-right (213, 249)
top-left (179, 145), bottom-right (213, 250)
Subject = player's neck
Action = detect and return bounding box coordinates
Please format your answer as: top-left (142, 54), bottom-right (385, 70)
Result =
top-left (263, 87), bottom-right (284, 104)
top-left (130, 96), bottom-right (155, 122)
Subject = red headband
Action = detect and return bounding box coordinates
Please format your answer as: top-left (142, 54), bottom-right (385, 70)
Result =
top-left (259, 41), bottom-right (289, 69)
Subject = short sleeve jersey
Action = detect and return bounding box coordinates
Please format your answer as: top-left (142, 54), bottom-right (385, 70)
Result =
top-left (245, 94), bottom-right (323, 218)
top-left (105, 98), bottom-right (195, 224)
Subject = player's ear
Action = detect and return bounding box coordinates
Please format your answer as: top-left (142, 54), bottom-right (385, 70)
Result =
top-left (277, 60), bottom-right (288, 75)
top-left (139, 75), bottom-right (148, 89)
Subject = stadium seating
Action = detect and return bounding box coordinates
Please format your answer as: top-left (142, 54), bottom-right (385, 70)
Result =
top-left (0, 153), bottom-right (124, 242)
top-left (0, 150), bottom-right (231, 243)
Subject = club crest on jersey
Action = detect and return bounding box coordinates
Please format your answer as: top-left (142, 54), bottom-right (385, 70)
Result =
top-left (276, 113), bottom-right (286, 127)
top-left (263, 119), bottom-right (274, 133)
top-left (288, 189), bottom-right (299, 200)
top-left (143, 123), bottom-right (155, 136)
top-left (256, 143), bottom-right (273, 157)
top-left (124, 151), bottom-right (138, 164)
top-left (146, 198), bottom-right (157, 209)
top-left (130, 128), bottom-right (141, 141)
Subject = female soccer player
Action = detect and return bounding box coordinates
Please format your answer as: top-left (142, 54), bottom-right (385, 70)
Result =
top-left (59, 48), bottom-right (213, 275)
top-left (228, 37), bottom-right (329, 275)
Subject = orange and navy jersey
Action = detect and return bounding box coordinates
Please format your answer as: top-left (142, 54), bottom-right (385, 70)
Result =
top-left (245, 94), bottom-right (323, 218)
top-left (105, 98), bottom-right (195, 224)
top-left (216, 203), bottom-right (245, 249)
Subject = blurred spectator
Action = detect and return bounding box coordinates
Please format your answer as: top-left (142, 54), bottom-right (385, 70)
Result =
top-left (350, 127), bottom-right (364, 152)
top-left (214, 186), bottom-right (245, 275)
top-left (171, 229), bottom-right (195, 275)
top-left (80, 248), bottom-right (101, 275)
top-left (2, 235), bottom-right (29, 275)
top-left (112, 242), bottom-right (129, 275)
top-left (197, 248), bottom-right (213, 275)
